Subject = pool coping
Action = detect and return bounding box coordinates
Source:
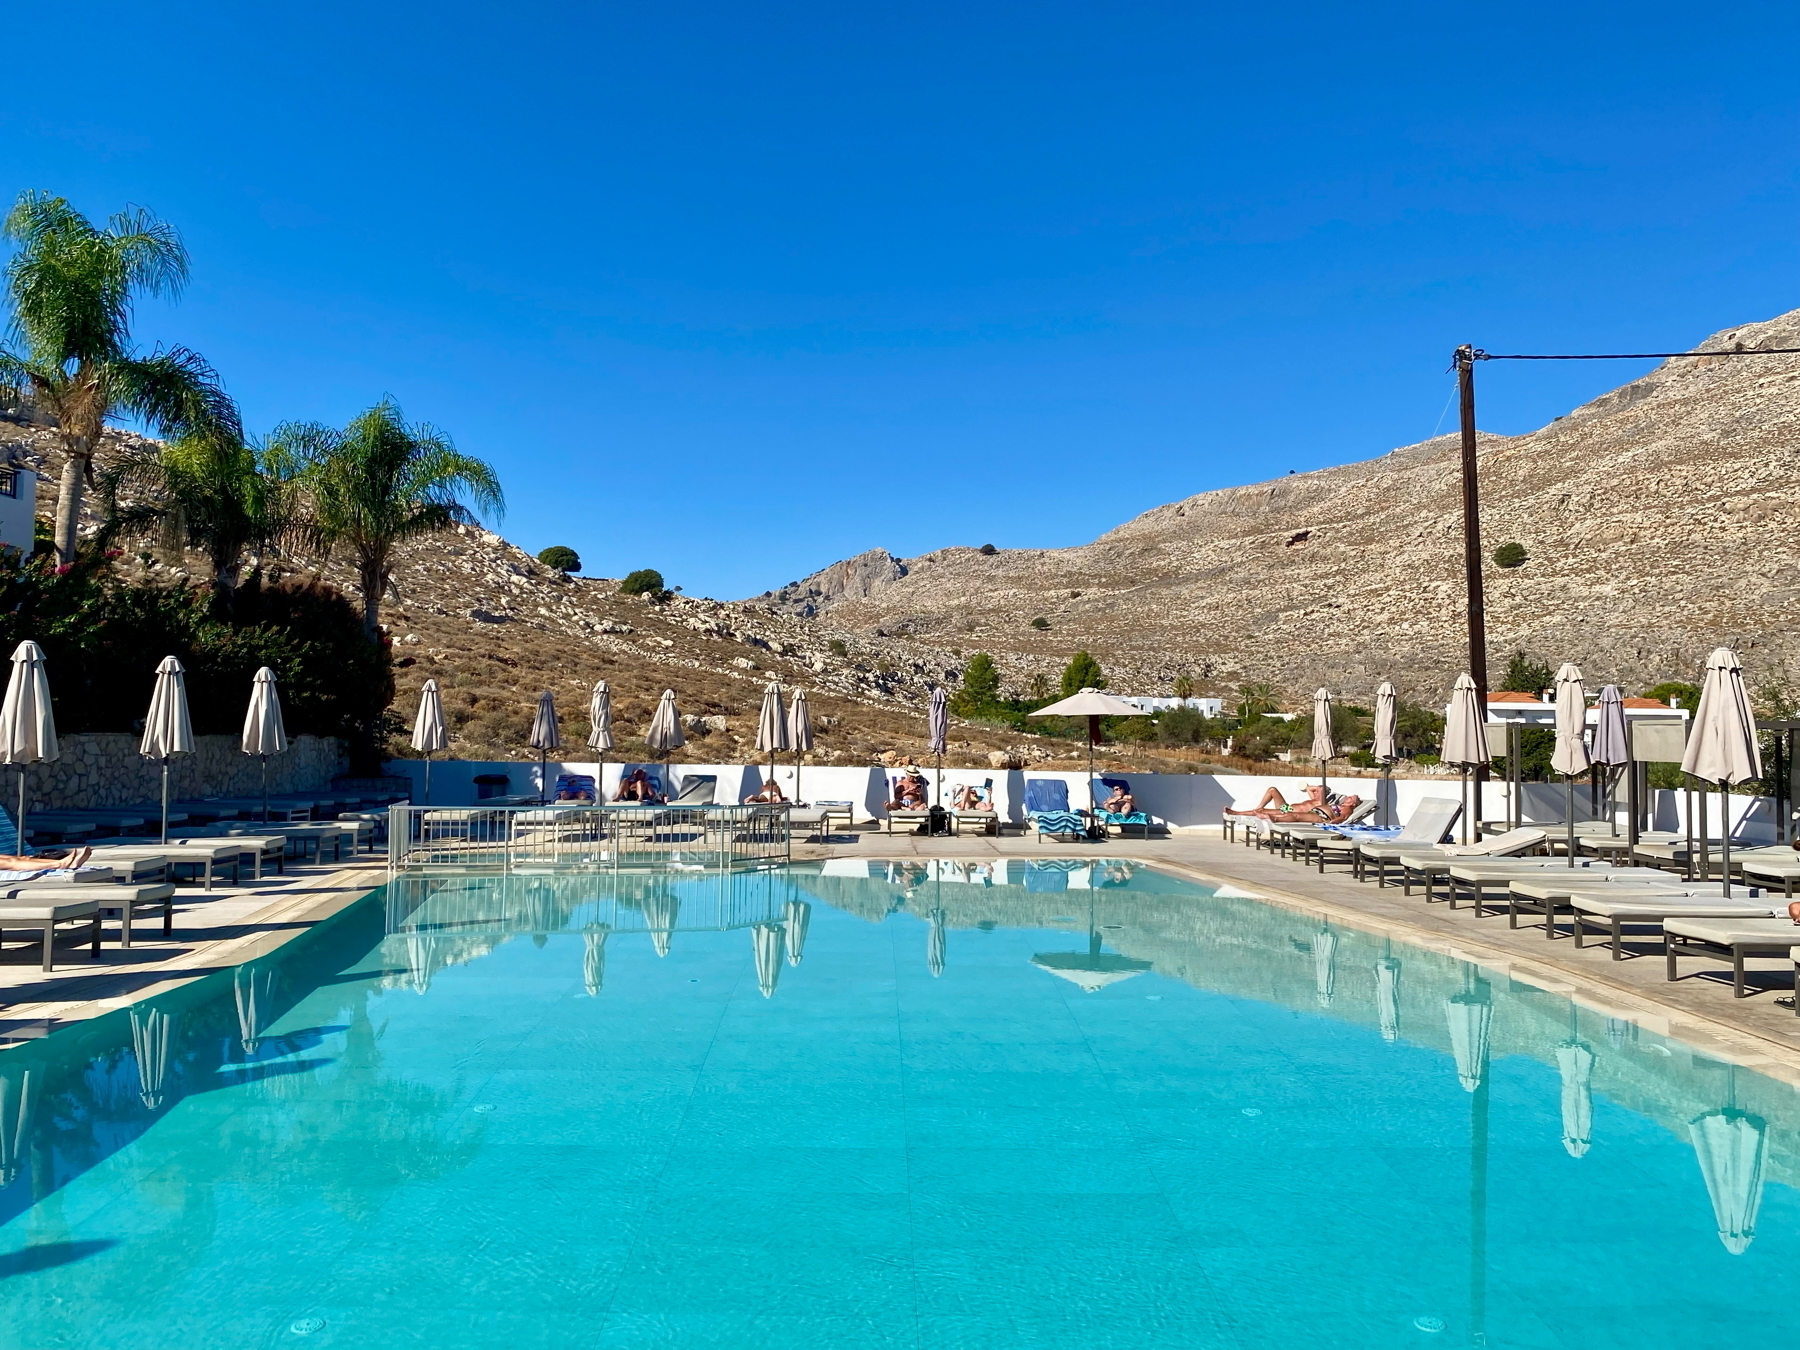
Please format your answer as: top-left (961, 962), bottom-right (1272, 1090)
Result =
top-left (843, 851), bottom-right (1800, 1091)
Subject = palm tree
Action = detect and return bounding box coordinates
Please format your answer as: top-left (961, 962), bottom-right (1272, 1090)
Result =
top-left (276, 399), bottom-right (502, 637)
top-left (0, 192), bottom-right (238, 562)
top-left (100, 428), bottom-right (305, 608)
top-left (1235, 681), bottom-right (1278, 723)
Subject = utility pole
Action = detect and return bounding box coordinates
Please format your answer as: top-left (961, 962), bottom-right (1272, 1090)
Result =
top-left (1454, 344), bottom-right (1490, 808)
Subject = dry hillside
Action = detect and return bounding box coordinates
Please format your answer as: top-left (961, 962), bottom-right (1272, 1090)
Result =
top-left (757, 309), bottom-right (1800, 706)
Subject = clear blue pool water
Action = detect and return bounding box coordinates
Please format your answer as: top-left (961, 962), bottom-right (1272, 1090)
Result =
top-left (0, 858), bottom-right (1796, 1349)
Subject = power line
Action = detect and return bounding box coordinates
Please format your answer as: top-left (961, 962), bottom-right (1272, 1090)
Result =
top-left (1472, 346), bottom-right (1800, 362)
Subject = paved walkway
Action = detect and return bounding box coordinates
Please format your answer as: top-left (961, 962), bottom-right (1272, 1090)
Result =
top-left (795, 826), bottom-right (1800, 1081)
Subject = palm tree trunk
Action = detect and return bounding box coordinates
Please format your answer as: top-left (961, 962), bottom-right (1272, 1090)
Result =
top-left (359, 559), bottom-right (384, 640)
top-left (52, 449), bottom-right (87, 564)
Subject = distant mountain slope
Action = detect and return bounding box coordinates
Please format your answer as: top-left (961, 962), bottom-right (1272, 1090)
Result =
top-left (754, 310), bottom-right (1800, 701)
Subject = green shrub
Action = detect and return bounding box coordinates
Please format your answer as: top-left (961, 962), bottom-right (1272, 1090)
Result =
top-left (1492, 542), bottom-right (1529, 569)
top-left (536, 545), bottom-right (580, 573)
top-left (827, 638), bottom-right (848, 657)
top-left (1060, 650), bottom-right (1105, 695)
top-left (978, 543), bottom-right (997, 555)
top-left (1499, 652), bottom-right (1553, 696)
top-left (1346, 748), bottom-right (1379, 768)
top-left (1641, 681), bottom-right (1700, 712)
top-left (951, 652), bottom-right (1002, 716)
top-left (1414, 753), bottom-right (1442, 767)
top-left (619, 568), bottom-right (665, 596)
top-left (1030, 617), bottom-right (1050, 630)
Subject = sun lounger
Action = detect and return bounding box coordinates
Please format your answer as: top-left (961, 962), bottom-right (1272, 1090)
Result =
top-left (82, 839), bottom-right (245, 889)
top-left (1394, 850), bottom-right (1558, 901)
top-left (1442, 857), bottom-right (1602, 912)
top-left (1505, 868), bottom-right (1690, 938)
top-left (948, 779), bottom-right (1000, 836)
top-left (1434, 826), bottom-right (1549, 858)
top-left (79, 849), bottom-right (171, 885)
top-left (1026, 779), bottom-right (1088, 843)
top-left (1663, 915), bottom-right (1800, 996)
top-left (1352, 799), bottom-right (1463, 883)
top-left (9, 882), bottom-right (178, 948)
top-left (180, 831), bottom-right (290, 878)
top-left (0, 897), bottom-right (100, 969)
top-left (1737, 856), bottom-right (1800, 897)
top-left (667, 776), bottom-right (717, 808)
top-left (1567, 890), bottom-right (1774, 958)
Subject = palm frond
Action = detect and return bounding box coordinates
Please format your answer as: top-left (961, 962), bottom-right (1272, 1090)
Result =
top-left (109, 346), bottom-right (241, 441)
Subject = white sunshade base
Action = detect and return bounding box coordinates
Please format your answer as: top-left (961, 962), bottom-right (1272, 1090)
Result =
top-left (411, 680), bottom-right (448, 754)
top-left (1551, 663), bottom-right (1591, 779)
top-left (241, 667), bottom-right (289, 757)
top-left (0, 641), bottom-right (58, 766)
top-left (1440, 673), bottom-right (1489, 768)
top-left (1681, 648), bottom-right (1762, 785)
top-left (140, 657), bottom-right (195, 760)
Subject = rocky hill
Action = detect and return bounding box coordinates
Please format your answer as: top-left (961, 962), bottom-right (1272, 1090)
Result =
top-left (754, 309), bottom-right (1800, 706)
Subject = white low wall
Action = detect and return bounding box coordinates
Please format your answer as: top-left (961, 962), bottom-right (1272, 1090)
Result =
top-left (382, 759), bottom-right (1785, 842)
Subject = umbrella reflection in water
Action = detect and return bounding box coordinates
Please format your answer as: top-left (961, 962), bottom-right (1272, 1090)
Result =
top-left (130, 1006), bottom-right (174, 1111)
top-left (927, 909), bottom-right (947, 978)
top-left (783, 899), bottom-right (810, 965)
top-left (1556, 1041), bottom-right (1594, 1159)
top-left (1312, 927), bottom-right (1337, 1007)
top-left (233, 965), bottom-right (273, 1052)
top-left (752, 923), bottom-right (785, 998)
top-left (1375, 955), bottom-right (1401, 1042)
top-left (643, 887), bottom-right (680, 959)
top-left (583, 926), bottom-right (608, 997)
top-left (1689, 1064), bottom-right (1766, 1255)
top-left (1032, 895), bottom-right (1152, 993)
top-left (0, 1066), bottom-right (34, 1187)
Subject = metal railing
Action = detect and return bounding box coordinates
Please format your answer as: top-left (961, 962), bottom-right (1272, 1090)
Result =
top-left (386, 803), bottom-right (791, 874)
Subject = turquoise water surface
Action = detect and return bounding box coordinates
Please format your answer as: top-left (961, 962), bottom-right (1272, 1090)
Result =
top-left (0, 858), bottom-right (1796, 1349)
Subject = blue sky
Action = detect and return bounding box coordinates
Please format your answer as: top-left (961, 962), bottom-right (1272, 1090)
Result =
top-left (4, 1), bottom-right (1796, 597)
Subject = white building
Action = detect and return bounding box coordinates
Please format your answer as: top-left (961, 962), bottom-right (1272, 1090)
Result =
top-left (1115, 696), bottom-right (1225, 718)
top-left (0, 466), bottom-right (38, 555)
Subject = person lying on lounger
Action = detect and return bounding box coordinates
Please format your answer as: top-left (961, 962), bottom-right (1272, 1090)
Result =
top-left (0, 846), bottom-right (93, 876)
top-left (949, 784), bottom-right (986, 811)
top-left (613, 769), bottom-right (664, 803)
top-left (1227, 785), bottom-right (1360, 824)
top-left (743, 780), bottom-right (787, 804)
top-left (887, 770), bottom-right (929, 811)
top-left (1100, 785), bottom-right (1137, 815)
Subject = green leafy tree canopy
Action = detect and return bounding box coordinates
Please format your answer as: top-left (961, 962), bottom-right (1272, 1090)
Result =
top-left (950, 651), bottom-right (1001, 715)
top-left (537, 545), bottom-right (580, 573)
top-left (1060, 650), bottom-right (1106, 697)
top-left (1499, 651), bottom-right (1553, 696)
top-left (619, 568), bottom-right (665, 596)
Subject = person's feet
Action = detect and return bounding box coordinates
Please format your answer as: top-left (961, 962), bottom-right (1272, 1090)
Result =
top-left (64, 846), bottom-right (92, 870)
top-left (1788, 900), bottom-right (1800, 926)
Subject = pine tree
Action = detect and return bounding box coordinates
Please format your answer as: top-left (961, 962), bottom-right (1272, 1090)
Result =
top-left (1060, 650), bottom-right (1106, 697)
top-left (951, 651), bottom-right (1001, 714)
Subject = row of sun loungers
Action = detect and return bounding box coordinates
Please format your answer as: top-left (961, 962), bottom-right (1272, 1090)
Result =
top-left (1231, 794), bottom-right (1800, 1004)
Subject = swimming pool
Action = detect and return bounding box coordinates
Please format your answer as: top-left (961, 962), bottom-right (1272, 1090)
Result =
top-left (0, 858), bottom-right (1795, 1348)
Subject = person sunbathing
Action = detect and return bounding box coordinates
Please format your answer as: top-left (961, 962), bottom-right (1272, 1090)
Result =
top-left (949, 784), bottom-right (985, 811)
top-left (1229, 786), bottom-right (1361, 824)
top-left (0, 846), bottom-right (93, 877)
top-left (743, 780), bottom-right (788, 804)
top-left (887, 771), bottom-right (929, 811)
top-left (1226, 784), bottom-right (1326, 818)
top-left (612, 769), bottom-right (664, 803)
top-left (1100, 786), bottom-right (1137, 816)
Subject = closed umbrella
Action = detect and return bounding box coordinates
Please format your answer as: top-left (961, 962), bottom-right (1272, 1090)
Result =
top-left (1375, 956), bottom-right (1401, 1042)
top-left (752, 922), bottom-right (785, 998)
top-left (927, 907), bottom-right (947, 978)
top-left (1551, 663), bottom-right (1591, 869)
top-left (140, 656), bottom-right (194, 845)
top-left (645, 690), bottom-right (685, 776)
top-left (411, 679), bottom-right (447, 805)
top-left (0, 1065), bottom-right (33, 1187)
top-left (1681, 648), bottom-right (1762, 897)
top-left (586, 681), bottom-right (614, 789)
top-left (0, 641), bottom-right (57, 849)
top-left (1556, 1041), bottom-right (1594, 1159)
top-left (1689, 1108), bottom-right (1766, 1255)
top-left (1311, 689), bottom-right (1336, 799)
top-left (755, 682), bottom-right (788, 799)
top-left (583, 926), bottom-right (608, 997)
top-left (1313, 927), bottom-right (1337, 1007)
top-left (1445, 986), bottom-right (1493, 1093)
top-left (1441, 673), bottom-right (1490, 845)
top-left (643, 885), bottom-right (679, 958)
top-left (232, 965), bottom-right (271, 1056)
top-left (928, 687), bottom-right (949, 808)
top-left (130, 1006), bottom-right (173, 1111)
top-left (1591, 685), bottom-right (1629, 838)
top-left (241, 667), bottom-right (288, 824)
top-left (783, 898), bottom-right (811, 965)
top-left (1373, 681), bottom-right (1398, 826)
top-left (530, 691), bottom-right (562, 803)
top-left (1027, 688), bottom-right (1149, 822)
top-left (788, 690), bottom-right (814, 804)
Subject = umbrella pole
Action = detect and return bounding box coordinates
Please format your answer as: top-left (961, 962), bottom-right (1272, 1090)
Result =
top-left (1459, 769), bottom-right (1469, 845)
top-left (1565, 775), bottom-right (1576, 868)
top-left (423, 752), bottom-right (431, 807)
top-left (16, 765), bottom-right (25, 856)
top-left (540, 749), bottom-right (548, 804)
top-left (160, 757), bottom-right (171, 846)
top-left (260, 754), bottom-right (269, 824)
top-left (1720, 779), bottom-right (1732, 898)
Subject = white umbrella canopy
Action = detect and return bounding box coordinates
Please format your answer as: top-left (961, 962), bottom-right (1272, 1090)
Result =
top-left (530, 692), bottom-right (562, 803)
top-left (1310, 689), bottom-right (1337, 766)
top-left (242, 667), bottom-right (289, 823)
top-left (788, 689), bottom-right (814, 803)
top-left (783, 898), bottom-right (811, 966)
top-left (1551, 663), bottom-right (1590, 867)
top-left (0, 641), bottom-right (58, 848)
top-left (755, 682), bottom-right (788, 792)
top-left (1440, 673), bottom-right (1489, 767)
top-left (1681, 648), bottom-right (1762, 895)
top-left (1375, 956), bottom-right (1401, 1042)
top-left (645, 690), bottom-right (685, 758)
top-left (1028, 687), bottom-right (1147, 809)
top-left (586, 681), bottom-right (615, 752)
top-left (1689, 1108), bottom-right (1766, 1255)
top-left (1591, 685), bottom-right (1629, 767)
top-left (140, 656), bottom-right (194, 844)
top-left (928, 687), bottom-right (949, 807)
top-left (411, 679), bottom-right (448, 806)
top-left (1030, 952), bottom-right (1153, 992)
top-left (752, 922), bottom-right (785, 998)
top-left (1313, 927), bottom-right (1338, 1007)
top-left (1445, 988), bottom-right (1493, 1093)
top-left (1373, 682), bottom-right (1398, 761)
top-left (1556, 1041), bottom-right (1594, 1159)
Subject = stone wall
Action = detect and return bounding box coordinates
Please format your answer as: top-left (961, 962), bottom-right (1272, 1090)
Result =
top-left (16, 734), bottom-right (347, 810)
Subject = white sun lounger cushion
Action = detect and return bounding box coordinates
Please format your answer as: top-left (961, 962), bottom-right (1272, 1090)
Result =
top-left (1660, 917), bottom-right (1800, 945)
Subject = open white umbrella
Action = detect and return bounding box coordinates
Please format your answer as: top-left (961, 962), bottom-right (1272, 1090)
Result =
top-left (1445, 986), bottom-right (1493, 1093)
top-left (411, 679), bottom-right (447, 805)
top-left (1441, 673), bottom-right (1490, 844)
top-left (645, 690), bottom-right (685, 775)
top-left (1311, 689), bottom-right (1336, 797)
top-left (788, 690), bottom-right (814, 804)
top-left (783, 898), bottom-right (810, 965)
top-left (583, 926), bottom-right (608, 997)
top-left (1556, 1041), bottom-right (1594, 1159)
top-left (1313, 927), bottom-right (1337, 1007)
top-left (1591, 685), bottom-right (1629, 838)
top-left (1689, 1108), bottom-right (1766, 1255)
top-left (755, 682), bottom-right (788, 798)
top-left (1681, 648), bottom-right (1762, 897)
top-left (140, 656), bottom-right (195, 845)
top-left (586, 681), bottom-right (614, 789)
top-left (752, 922), bottom-right (785, 998)
top-left (1373, 681), bottom-right (1398, 826)
top-left (530, 691), bottom-right (562, 803)
top-left (1375, 956), bottom-right (1401, 1042)
top-left (0, 641), bottom-right (57, 849)
top-left (1027, 688), bottom-right (1148, 819)
top-left (241, 667), bottom-right (288, 824)
top-left (1551, 663), bottom-right (1591, 869)
top-left (0, 1065), bottom-right (33, 1187)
